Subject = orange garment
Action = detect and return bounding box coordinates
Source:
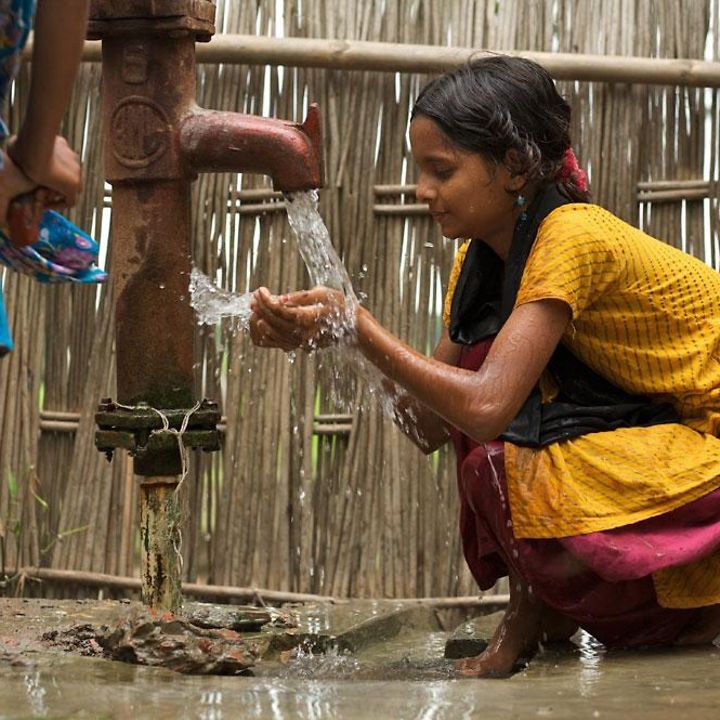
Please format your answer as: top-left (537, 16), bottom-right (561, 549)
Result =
top-left (444, 203), bottom-right (720, 608)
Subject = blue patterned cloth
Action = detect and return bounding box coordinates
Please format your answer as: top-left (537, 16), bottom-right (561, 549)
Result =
top-left (0, 0), bottom-right (34, 156)
top-left (0, 0), bottom-right (106, 356)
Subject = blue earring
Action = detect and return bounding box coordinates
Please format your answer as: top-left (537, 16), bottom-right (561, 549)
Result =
top-left (515, 194), bottom-right (527, 222)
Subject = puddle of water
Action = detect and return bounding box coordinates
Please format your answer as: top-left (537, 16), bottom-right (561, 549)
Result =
top-left (2, 598), bottom-right (720, 719)
top-left (2, 644), bottom-right (720, 720)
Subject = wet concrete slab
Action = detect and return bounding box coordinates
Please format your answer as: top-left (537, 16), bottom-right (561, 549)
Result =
top-left (0, 598), bottom-right (719, 719)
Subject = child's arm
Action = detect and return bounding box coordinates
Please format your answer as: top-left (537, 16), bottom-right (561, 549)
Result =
top-left (8, 0), bottom-right (90, 205)
top-left (0, 150), bottom-right (37, 228)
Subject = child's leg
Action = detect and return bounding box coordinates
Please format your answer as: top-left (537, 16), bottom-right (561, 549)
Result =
top-left (456, 571), bottom-right (577, 678)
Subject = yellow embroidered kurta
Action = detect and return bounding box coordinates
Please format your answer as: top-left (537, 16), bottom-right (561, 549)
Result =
top-left (444, 204), bottom-right (720, 608)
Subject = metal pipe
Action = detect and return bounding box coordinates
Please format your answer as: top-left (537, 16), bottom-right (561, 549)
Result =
top-left (138, 477), bottom-right (183, 612)
top-left (180, 105), bottom-right (323, 192)
top-left (88, 0), bottom-right (324, 613)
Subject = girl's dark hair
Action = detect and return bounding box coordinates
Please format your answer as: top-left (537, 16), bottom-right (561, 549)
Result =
top-left (411, 55), bottom-right (590, 202)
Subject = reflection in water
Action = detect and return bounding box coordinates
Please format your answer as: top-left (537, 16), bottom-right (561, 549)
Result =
top-left (199, 690), bottom-right (223, 720)
top-left (268, 684), bottom-right (284, 720)
top-left (414, 682), bottom-right (471, 720)
top-left (24, 671), bottom-right (48, 717)
top-left (299, 605), bottom-right (332, 635)
top-left (261, 680), bottom-right (342, 720)
top-left (576, 630), bottom-right (606, 697)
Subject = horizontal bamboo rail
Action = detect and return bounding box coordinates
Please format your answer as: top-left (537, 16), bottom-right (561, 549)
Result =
top-left (637, 180), bottom-right (711, 191)
top-left (637, 188), bottom-right (710, 203)
top-left (19, 566), bottom-right (338, 604)
top-left (636, 179), bottom-right (713, 203)
top-left (374, 184), bottom-right (418, 196)
top-left (18, 567), bottom-right (509, 608)
top-left (22, 35), bottom-right (720, 87)
top-left (39, 411), bottom-right (353, 436)
top-left (374, 203), bottom-right (429, 215)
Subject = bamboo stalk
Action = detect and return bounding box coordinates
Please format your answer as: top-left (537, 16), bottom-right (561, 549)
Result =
top-left (38, 421), bottom-right (79, 433)
top-left (187, 36), bottom-right (720, 87)
top-left (374, 184), bottom-right (418, 196)
top-left (39, 410), bottom-right (83, 422)
top-left (236, 202), bottom-right (287, 215)
top-left (374, 203), bottom-right (429, 215)
top-left (21, 35), bottom-right (720, 87)
top-left (19, 566), bottom-right (509, 606)
top-left (637, 179), bottom-right (710, 191)
top-left (38, 414), bottom-right (353, 435)
top-left (637, 188), bottom-right (710, 203)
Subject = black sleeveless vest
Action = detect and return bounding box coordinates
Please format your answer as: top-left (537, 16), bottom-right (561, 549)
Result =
top-left (448, 184), bottom-right (679, 448)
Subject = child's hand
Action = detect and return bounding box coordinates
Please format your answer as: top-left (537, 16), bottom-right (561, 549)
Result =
top-left (250, 286), bottom-right (350, 351)
top-left (0, 150), bottom-right (36, 229)
top-left (8, 135), bottom-right (82, 207)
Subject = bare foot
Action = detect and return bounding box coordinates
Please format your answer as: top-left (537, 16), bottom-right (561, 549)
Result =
top-left (456, 575), bottom-right (577, 678)
top-left (676, 604), bottom-right (720, 646)
top-left (455, 613), bottom-right (533, 678)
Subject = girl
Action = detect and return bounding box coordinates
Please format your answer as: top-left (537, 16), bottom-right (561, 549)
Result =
top-left (250, 55), bottom-right (720, 677)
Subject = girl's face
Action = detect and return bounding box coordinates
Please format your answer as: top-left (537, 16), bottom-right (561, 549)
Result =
top-left (410, 115), bottom-right (521, 252)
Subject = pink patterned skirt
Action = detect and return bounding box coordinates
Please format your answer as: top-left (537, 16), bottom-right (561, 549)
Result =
top-left (453, 340), bottom-right (720, 648)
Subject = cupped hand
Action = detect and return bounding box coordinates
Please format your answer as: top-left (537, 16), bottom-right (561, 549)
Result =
top-left (249, 286), bottom-right (351, 352)
top-left (8, 135), bottom-right (82, 207)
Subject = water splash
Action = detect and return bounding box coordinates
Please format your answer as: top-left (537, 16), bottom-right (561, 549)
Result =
top-left (277, 644), bottom-right (361, 681)
top-left (189, 267), bottom-right (253, 329)
top-left (189, 190), bottom-right (411, 429)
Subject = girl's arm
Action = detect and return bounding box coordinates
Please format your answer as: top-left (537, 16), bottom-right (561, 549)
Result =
top-left (8, 0), bottom-right (89, 204)
top-left (250, 289), bottom-right (460, 453)
top-left (353, 299), bottom-right (569, 443)
top-left (251, 287), bottom-right (570, 444)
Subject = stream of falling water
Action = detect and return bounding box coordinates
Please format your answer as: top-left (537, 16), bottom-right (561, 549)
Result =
top-left (189, 191), bottom-right (356, 328)
top-left (190, 190), bottom-right (407, 422)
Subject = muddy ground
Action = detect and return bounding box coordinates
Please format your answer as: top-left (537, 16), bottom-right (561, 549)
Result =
top-left (0, 597), bottom-right (718, 719)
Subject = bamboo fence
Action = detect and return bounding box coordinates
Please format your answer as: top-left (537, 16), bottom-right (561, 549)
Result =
top-left (1, 0), bottom-right (718, 602)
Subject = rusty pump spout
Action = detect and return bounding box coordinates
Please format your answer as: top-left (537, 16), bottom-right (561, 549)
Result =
top-left (89, 0), bottom-right (323, 612)
top-left (181, 106), bottom-right (323, 192)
